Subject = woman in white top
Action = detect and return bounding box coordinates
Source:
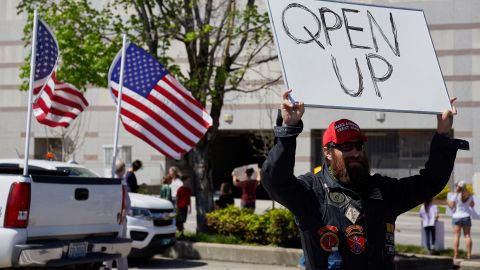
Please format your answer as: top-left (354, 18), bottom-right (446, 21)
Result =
top-left (447, 181), bottom-right (475, 260)
top-left (419, 198), bottom-right (439, 253)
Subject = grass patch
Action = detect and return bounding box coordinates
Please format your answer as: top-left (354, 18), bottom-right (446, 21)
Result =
top-left (409, 205), bottom-right (447, 214)
top-left (180, 232), bottom-right (249, 245)
top-left (395, 244), bottom-right (426, 254)
top-left (395, 244), bottom-right (466, 257)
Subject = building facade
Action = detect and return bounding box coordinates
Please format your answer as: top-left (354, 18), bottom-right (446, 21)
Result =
top-left (0, 0), bottom-right (479, 193)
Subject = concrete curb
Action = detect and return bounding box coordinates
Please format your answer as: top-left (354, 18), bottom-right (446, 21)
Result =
top-left (163, 241), bottom-right (480, 269)
top-left (396, 253), bottom-right (452, 270)
top-left (459, 260), bottom-right (480, 270)
top-left (165, 241), bottom-right (302, 267)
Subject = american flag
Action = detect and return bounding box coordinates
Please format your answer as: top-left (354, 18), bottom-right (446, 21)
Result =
top-left (32, 19), bottom-right (88, 128)
top-left (108, 43), bottom-right (212, 160)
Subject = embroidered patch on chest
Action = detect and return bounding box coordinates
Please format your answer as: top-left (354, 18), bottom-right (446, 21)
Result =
top-left (385, 223), bottom-right (396, 255)
top-left (329, 191), bottom-right (346, 204)
top-left (318, 225), bottom-right (340, 252)
top-left (345, 225), bottom-right (366, 255)
top-left (345, 205), bottom-right (360, 224)
top-left (386, 223), bottom-right (395, 233)
top-left (369, 188), bottom-right (383, 200)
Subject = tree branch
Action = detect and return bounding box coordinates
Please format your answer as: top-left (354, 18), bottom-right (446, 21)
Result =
top-left (228, 0), bottom-right (255, 62)
top-left (225, 75), bottom-right (282, 93)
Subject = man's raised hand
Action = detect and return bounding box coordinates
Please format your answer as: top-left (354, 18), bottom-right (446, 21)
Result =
top-left (437, 97), bottom-right (457, 135)
top-left (281, 89), bottom-right (305, 126)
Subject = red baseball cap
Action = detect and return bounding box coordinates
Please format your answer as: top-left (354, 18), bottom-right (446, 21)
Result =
top-left (322, 119), bottom-right (368, 146)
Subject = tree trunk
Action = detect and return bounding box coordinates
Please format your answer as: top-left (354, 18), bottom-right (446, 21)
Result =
top-left (191, 142), bottom-right (213, 233)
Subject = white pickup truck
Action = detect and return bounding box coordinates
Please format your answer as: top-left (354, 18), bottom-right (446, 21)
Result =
top-left (0, 160), bottom-right (131, 269)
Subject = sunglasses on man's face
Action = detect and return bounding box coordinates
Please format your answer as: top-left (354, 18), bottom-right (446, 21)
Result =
top-left (331, 141), bottom-right (365, 152)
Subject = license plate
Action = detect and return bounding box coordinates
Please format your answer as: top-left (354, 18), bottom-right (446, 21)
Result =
top-left (68, 242), bottom-right (88, 259)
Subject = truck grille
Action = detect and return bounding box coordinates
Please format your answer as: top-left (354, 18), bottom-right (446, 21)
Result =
top-left (149, 208), bottom-right (174, 214)
top-left (153, 219), bottom-right (174, 227)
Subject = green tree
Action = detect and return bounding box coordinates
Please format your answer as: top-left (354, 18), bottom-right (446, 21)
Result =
top-left (18, 0), bottom-right (279, 232)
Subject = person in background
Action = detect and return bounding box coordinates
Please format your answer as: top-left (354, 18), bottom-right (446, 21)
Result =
top-left (447, 180), bottom-right (475, 260)
top-left (126, 160), bottom-right (142, 193)
top-left (176, 177), bottom-right (192, 238)
top-left (160, 175), bottom-right (173, 203)
top-left (215, 182), bottom-right (234, 209)
top-left (168, 166), bottom-right (183, 204)
top-left (419, 198), bottom-right (439, 254)
top-left (232, 167), bottom-right (260, 210)
top-left (105, 160), bottom-right (129, 270)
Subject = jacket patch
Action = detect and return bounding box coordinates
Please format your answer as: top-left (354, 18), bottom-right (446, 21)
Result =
top-left (345, 205), bottom-right (360, 224)
top-left (318, 225), bottom-right (339, 252)
top-left (385, 223), bottom-right (395, 255)
top-left (345, 225), bottom-right (366, 255)
top-left (385, 244), bottom-right (395, 255)
top-left (386, 223), bottom-right (395, 233)
top-left (369, 187), bottom-right (383, 200)
top-left (329, 191), bottom-right (346, 204)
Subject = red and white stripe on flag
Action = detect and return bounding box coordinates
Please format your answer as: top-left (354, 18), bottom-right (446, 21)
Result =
top-left (33, 72), bottom-right (89, 128)
top-left (110, 73), bottom-right (212, 160)
top-left (31, 18), bottom-right (88, 128)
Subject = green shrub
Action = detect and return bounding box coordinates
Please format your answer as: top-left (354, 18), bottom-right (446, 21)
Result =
top-left (264, 208), bottom-right (299, 247)
top-left (434, 185), bottom-right (449, 200)
top-left (433, 183), bottom-right (475, 200)
top-left (206, 206), bottom-right (300, 248)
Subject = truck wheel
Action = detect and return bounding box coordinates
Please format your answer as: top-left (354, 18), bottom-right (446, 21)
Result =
top-left (74, 263), bottom-right (104, 270)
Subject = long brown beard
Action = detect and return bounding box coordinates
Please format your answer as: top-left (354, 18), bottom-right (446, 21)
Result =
top-left (330, 151), bottom-right (371, 189)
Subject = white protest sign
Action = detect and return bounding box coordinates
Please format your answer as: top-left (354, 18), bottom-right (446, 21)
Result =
top-left (233, 164), bottom-right (260, 181)
top-left (266, 0), bottom-right (452, 114)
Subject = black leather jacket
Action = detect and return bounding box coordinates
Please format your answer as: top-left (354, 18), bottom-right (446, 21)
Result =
top-left (262, 121), bottom-right (464, 270)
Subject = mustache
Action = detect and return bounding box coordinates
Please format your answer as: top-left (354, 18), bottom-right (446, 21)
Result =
top-left (344, 157), bottom-right (367, 165)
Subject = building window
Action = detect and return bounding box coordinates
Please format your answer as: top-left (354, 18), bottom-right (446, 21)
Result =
top-left (34, 138), bottom-right (63, 161)
top-left (102, 145), bottom-right (132, 177)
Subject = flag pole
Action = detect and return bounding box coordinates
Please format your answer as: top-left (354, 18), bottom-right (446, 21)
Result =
top-left (111, 34), bottom-right (127, 178)
top-left (23, 9), bottom-right (39, 177)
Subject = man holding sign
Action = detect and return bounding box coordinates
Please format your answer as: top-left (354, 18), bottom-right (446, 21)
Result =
top-left (261, 90), bottom-right (468, 270)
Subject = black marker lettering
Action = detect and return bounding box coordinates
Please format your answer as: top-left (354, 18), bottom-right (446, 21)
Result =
top-left (331, 54), bottom-right (364, 97)
top-left (282, 3), bottom-right (324, 48)
top-left (367, 11), bottom-right (400, 57)
top-left (366, 53), bottom-right (393, 99)
top-left (304, 26), bottom-right (325, 49)
top-left (342, 8), bottom-right (371, 50)
top-left (319, 7), bottom-right (343, 46)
